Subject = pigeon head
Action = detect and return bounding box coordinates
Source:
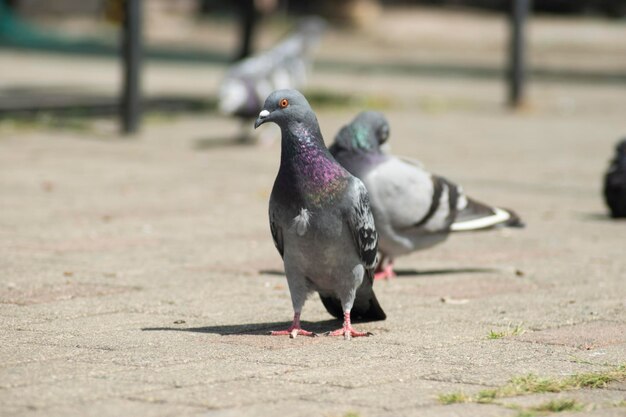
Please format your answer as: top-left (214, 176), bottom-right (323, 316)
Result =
top-left (254, 89), bottom-right (314, 129)
top-left (334, 111), bottom-right (390, 154)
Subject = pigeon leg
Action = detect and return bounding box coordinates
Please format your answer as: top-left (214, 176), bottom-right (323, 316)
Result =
top-left (374, 259), bottom-right (396, 280)
top-left (326, 311), bottom-right (372, 340)
top-left (270, 312), bottom-right (317, 338)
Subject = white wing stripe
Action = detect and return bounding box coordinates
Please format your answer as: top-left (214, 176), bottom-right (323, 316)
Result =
top-left (450, 207), bottom-right (511, 232)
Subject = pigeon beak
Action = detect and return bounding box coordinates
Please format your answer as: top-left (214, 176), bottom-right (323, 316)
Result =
top-left (254, 109), bottom-right (270, 129)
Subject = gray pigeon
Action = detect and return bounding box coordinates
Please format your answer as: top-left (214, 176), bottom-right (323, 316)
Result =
top-left (329, 111), bottom-right (523, 280)
top-left (254, 90), bottom-right (386, 339)
top-left (604, 138), bottom-right (626, 218)
top-left (219, 17), bottom-right (326, 120)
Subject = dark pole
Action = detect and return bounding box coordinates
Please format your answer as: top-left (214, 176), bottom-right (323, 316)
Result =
top-left (508, 0), bottom-right (531, 108)
top-left (235, 0), bottom-right (257, 60)
top-left (121, 0), bottom-right (142, 134)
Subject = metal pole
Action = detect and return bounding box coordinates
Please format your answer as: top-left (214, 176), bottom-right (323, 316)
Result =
top-left (235, 0), bottom-right (257, 60)
top-left (508, 0), bottom-right (531, 108)
top-left (121, 0), bottom-right (142, 134)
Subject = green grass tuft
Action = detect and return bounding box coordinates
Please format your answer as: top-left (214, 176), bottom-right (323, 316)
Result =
top-left (438, 364), bottom-right (626, 406)
top-left (487, 323), bottom-right (525, 340)
top-left (476, 389), bottom-right (498, 403)
top-left (488, 330), bottom-right (506, 339)
top-left (438, 392), bottom-right (471, 404)
top-left (532, 399), bottom-right (582, 412)
top-left (513, 399), bottom-right (583, 417)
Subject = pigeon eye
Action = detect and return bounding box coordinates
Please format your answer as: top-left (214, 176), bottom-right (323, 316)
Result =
top-left (279, 99), bottom-right (289, 109)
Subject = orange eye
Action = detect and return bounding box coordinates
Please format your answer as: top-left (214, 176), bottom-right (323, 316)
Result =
top-left (279, 98), bottom-right (289, 109)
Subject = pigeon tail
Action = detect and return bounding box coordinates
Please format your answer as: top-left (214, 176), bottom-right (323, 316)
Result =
top-left (451, 198), bottom-right (524, 232)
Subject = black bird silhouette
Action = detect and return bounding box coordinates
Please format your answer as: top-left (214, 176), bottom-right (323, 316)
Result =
top-left (604, 138), bottom-right (626, 218)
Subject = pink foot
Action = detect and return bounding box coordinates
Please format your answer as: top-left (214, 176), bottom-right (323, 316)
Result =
top-left (326, 312), bottom-right (372, 340)
top-left (374, 264), bottom-right (396, 280)
top-left (269, 312), bottom-right (317, 338)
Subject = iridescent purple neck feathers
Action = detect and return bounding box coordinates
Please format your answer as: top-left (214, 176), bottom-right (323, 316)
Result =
top-left (278, 121), bottom-right (349, 206)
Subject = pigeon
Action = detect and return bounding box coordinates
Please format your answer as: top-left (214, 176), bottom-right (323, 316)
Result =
top-left (219, 17), bottom-right (325, 121)
top-left (254, 90), bottom-right (386, 339)
top-left (329, 111), bottom-right (524, 280)
top-left (604, 138), bottom-right (626, 218)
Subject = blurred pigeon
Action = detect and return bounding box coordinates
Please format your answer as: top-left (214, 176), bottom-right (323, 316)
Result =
top-left (254, 90), bottom-right (385, 339)
top-left (219, 17), bottom-right (325, 123)
top-left (329, 111), bottom-right (523, 280)
top-left (604, 138), bottom-right (626, 218)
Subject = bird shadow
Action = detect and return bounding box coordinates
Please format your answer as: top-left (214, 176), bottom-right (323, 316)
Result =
top-left (259, 269), bottom-right (286, 276)
top-left (259, 267), bottom-right (498, 278)
top-left (394, 267), bottom-right (500, 277)
top-left (577, 212), bottom-right (626, 222)
top-left (142, 319), bottom-right (340, 336)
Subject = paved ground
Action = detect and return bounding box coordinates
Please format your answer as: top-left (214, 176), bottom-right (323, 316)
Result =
top-left (1, 7), bottom-right (626, 417)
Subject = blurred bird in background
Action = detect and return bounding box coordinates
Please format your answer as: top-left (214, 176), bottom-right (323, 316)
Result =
top-left (604, 138), bottom-right (626, 218)
top-left (219, 16), bottom-right (326, 142)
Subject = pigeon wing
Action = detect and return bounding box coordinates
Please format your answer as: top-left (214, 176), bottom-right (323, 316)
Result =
top-left (269, 209), bottom-right (284, 259)
top-left (366, 157), bottom-right (454, 232)
top-left (346, 179), bottom-right (378, 270)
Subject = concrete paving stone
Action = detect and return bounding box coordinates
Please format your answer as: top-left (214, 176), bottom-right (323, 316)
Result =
top-left (423, 352), bottom-right (616, 386)
top-left (0, 338), bottom-right (96, 368)
top-left (391, 274), bottom-right (542, 300)
top-left (1, 357), bottom-right (132, 389)
top-left (71, 335), bottom-right (237, 368)
top-left (243, 336), bottom-right (444, 370)
top-left (0, 404), bottom-right (29, 417)
top-left (372, 318), bottom-right (520, 350)
top-left (177, 333), bottom-right (445, 372)
top-left (0, 282), bottom-right (137, 306)
top-left (391, 402), bottom-right (517, 417)
top-left (474, 295), bottom-right (626, 331)
top-left (428, 339), bottom-right (585, 368)
top-left (4, 325), bottom-right (168, 354)
top-left (517, 321), bottom-right (626, 350)
top-left (281, 355), bottom-right (436, 389)
top-left (0, 376), bottom-right (168, 409)
top-left (0, 271), bottom-right (293, 325)
top-left (8, 399), bottom-right (207, 417)
top-left (196, 399), bottom-right (383, 417)
top-left (299, 379), bottom-right (484, 410)
top-left (0, 296), bottom-right (137, 330)
top-left (564, 344), bottom-right (626, 367)
top-left (23, 311), bottom-right (195, 336)
top-left (127, 377), bottom-right (331, 410)
top-left (368, 281), bottom-right (624, 335)
top-left (108, 358), bottom-right (302, 388)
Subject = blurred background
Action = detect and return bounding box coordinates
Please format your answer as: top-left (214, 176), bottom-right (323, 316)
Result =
top-left (1, 0), bottom-right (625, 135)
